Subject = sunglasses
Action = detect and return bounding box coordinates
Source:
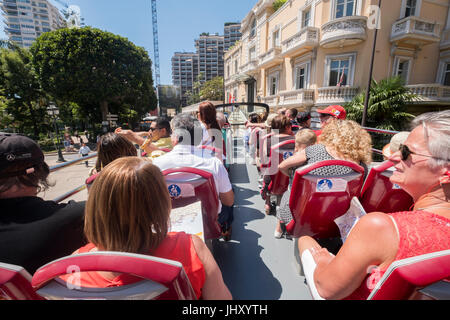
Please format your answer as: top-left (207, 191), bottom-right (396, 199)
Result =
top-left (398, 144), bottom-right (444, 161)
top-left (149, 127), bottom-right (161, 131)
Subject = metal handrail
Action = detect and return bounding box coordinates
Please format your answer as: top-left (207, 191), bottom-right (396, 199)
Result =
top-left (48, 127), bottom-right (401, 202)
top-left (49, 152), bottom-right (98, 203)
top-left (362, 127), bottom-right (399, 156)
top-left (50, 153), bottom-right (98, 173)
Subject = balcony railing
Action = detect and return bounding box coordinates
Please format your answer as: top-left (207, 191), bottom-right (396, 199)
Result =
top-left (258, 46), bottom-right (283, 68)
top-left (320, 16), bottom-right (367, 48)
top-left (281, 27), bottom-right (320, 57)
top-left (391, 16), bottom-right (440, 46)
top-left (261, 95), bottom-right (279, 108)
top-left (406, 84), bottom-right (450, 103)
top-left (240, 59), bottom-right (259, 75)
top-left (316, 86), bottom-right (359, 105)
top-left (278, 89), bottom-right (315, 107)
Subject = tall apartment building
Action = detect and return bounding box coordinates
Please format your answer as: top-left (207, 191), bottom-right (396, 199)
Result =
top-left (224, 0), bottom-right (450, 115)
top-left (1, 0), bottom-right (66, 48)
top-left (171, 52), bottom-right (199, 107)
top-left (195, 34), bottom-right (225, 83)
top-left (224, 22), bottom-right (242, 51)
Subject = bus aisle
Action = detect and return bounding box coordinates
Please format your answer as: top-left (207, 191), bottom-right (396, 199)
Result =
top-left (211, 137), bottom-right (312, 300)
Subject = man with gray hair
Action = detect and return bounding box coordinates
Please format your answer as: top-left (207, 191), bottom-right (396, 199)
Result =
top-left (153, 113), bottom-right (235, 240)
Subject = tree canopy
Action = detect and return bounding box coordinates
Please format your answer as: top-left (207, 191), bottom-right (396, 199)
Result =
top-left (0, 47), bottom-right (47, 138)
top-left (30, 27), bottom-right (157, 121)
top-left (345, 77), bottom-right (417, 131)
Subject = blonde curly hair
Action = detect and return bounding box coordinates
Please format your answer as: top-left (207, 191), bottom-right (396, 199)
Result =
top-left (319, 119), bottom-right (372, 165)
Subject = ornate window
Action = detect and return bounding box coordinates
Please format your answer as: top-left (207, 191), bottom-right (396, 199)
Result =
top-left (400, 0), bottom-right (421, 18)
top-left (393, 56), bottom-right (412, 84)
top-left (324, 53), bottom-right (357, 87)
top-left (250, 18), bottom-right (257, 38)
top-left (334, 0), bottom-right (356, 19)
top-left (294, 62), bottom-right (311, 90)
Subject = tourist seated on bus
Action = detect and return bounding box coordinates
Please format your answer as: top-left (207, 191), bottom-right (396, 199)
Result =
top-left (286, 108), bottom-right (299, 131)
top-left (197, 101), bottom-right (222, 147)
top-left (88, 132), bottom-right (137, 178)
top-left (315, 105), bottom-right (347, 136)
top-left (277, 108), bottom-right (287, 116)
top-left (274, 129), bottom-right (317, 239)
top-left (115, 117), bottom-right (172, 159)
top-left (152, 113), bottom-right (235, 241)
top-left (216, 111), bottom-right (228, 129)
top-left (277, 119), bottom-right (372, 240)
top-left (261, 115), bottom-right (295, 215)
top-left (382, 131), bottom-right (410, 160)
top-left (61, 157), bottom-right (232, 300)
top-left (298, 110), bottom-right (450, 300)
top-left (296, 112), bottom-right (312, 130)
top-left (0, 134), bottom-right (86, 274)
top-left (245, 112), bottom-right (276, 131)
top-left (246, 113), bottom-right (262, 161)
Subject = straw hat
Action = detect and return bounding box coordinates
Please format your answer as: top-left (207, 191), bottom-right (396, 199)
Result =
top-left (382, 131), bottom-right (410, 159)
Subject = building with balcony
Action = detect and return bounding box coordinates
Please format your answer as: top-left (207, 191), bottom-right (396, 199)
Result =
top-left (224, 0), bottom-right (450, 116)
top-left (195, 34), bottom-right (225, 83)
top-left (1, 0), bottom-right (67, 48)
top-left (224, 22), bottom-right (242, 51)
top-left (171, 52), bottom-right (199, 107)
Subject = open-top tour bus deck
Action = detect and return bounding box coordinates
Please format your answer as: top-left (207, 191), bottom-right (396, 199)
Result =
top-left (1, 103), bottom-right (449, 300)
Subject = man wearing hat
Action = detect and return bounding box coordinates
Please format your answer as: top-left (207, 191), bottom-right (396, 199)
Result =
top-left (0, 134), bottom-right (86, 273)
top-left (315, 105), bottom-right (347, 136)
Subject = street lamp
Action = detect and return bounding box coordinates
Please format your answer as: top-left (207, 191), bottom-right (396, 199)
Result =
top-left (47, 103), bottom-right (66, 163)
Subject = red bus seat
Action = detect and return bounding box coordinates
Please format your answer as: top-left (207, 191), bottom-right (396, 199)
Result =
top-left (359, 161), bottom-right (413, 213)
top-left (262, 139), bottom-right (295, 196)
top-left (248, 127), bottom-right (263, 157)
top-left (301, 249), bottom-right (450, 300)
top-left (368, 250), bottom-right (450, 300)
top-left (31, 252), bottom-right (197, 300)
top-left (85, 173), bottom-right (99, 190)
top-left (258, 132), bottom-right (275, 169)
top-left (0, 262), bottom-right (42, 300)
top-left (198, 145), bottom-right (224, 164)
top-left (162, 168), bottom-right (222, 240)
top-left (289, 160), bottom-right (365, 239)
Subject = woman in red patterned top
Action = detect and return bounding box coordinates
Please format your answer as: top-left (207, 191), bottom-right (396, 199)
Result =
top-left (62, 156), bottom-right (231, 300)
top-left (298, 110), bottom-right (450, 300)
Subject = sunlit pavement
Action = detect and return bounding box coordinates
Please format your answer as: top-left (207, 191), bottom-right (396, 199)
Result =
top-left (40, 152), bottom-right (95, 202)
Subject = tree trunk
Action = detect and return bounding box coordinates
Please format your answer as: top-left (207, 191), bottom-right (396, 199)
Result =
top-left (28, 104), bottom-right (39, 139)
top-left (100, 100), bottom-right (109, 121)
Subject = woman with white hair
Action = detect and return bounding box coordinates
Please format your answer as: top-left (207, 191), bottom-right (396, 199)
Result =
top-left (298, 110), bottom-right (450, 300)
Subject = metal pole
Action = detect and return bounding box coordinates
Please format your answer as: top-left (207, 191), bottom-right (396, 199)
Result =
top-left (53, 115), bottom-right (66, 163)
top-left (362, 0), bottom-right (381, 127)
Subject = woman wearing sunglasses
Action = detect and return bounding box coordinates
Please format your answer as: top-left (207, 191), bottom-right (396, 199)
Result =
top-left (298, 110), bottom-right (450, 300)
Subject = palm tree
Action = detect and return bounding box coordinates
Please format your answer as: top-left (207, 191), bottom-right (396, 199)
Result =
top-left (345, 76), bottom-right (418, 131)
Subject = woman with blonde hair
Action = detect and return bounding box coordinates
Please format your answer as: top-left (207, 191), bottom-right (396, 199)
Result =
top-left (63, 157), bottom-right (232, 300)
top-left (275, 119), bottom-right (372, 239)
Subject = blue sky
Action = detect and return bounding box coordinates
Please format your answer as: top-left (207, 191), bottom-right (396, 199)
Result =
top-left (20, 0), bottom-right (256, 85)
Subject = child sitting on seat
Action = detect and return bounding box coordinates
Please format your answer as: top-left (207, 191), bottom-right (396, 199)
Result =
top-left (274, 129), bottom-right (317, 238)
